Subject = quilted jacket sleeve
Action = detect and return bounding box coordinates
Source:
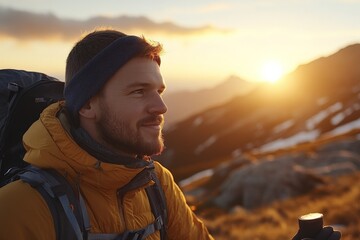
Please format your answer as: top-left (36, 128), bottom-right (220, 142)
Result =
top-left (0, 180), bottom-right (56, 240)
top-left (155, 162), bottom-right (214, 240)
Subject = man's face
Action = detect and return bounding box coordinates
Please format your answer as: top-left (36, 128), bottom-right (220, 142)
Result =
top-left (93, 57), bottom-right (167, 157)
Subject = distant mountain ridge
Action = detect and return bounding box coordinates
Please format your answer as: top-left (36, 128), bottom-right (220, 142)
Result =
top-left (158, 43), bottom-right (360, 182)
top-left (163, 75), bottom-right (257, 127)
top-left (157, 44), bottom-right (360, 237)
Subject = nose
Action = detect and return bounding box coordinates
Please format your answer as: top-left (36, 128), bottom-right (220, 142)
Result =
top-left (148, 93), bottom-right (168, 115)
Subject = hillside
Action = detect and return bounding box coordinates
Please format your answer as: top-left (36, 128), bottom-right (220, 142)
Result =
top-left (155, 43), bottom-right (360, 239)
top-left (163, 75), bottom-right (257, 127)
top-left (158, 43), bottom-right (360, 182)
top-left (201, 171), bottom-right (360, 240)
top-left (179, 130), bottom-right (360, 239)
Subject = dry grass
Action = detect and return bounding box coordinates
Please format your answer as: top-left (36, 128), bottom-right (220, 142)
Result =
top-left (200, 172), bottom-right (360, 240)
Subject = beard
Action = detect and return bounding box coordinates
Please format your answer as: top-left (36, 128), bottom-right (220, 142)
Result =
top-left (96, 101), bottom-right (165, 157)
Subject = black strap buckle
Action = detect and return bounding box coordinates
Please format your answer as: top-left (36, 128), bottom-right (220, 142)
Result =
top-left (122, 229), bottom-right (145, 240)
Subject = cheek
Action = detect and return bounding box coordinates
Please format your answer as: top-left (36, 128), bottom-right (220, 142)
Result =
top-left (102, 96), bottom-right (144, 124)
top-left (114, 106), bottom-right (142, 126)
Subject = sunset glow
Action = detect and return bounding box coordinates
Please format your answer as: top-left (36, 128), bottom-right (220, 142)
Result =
top-left (0, 1), bottom-right (359, 90)
top-left (260, 61), bottom-right (284, 83)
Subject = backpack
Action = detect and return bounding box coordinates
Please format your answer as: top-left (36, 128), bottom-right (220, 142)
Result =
top-left (0, 69), bottom-right (168, 240)
top-left (0, 69), bottom-right (65, 178)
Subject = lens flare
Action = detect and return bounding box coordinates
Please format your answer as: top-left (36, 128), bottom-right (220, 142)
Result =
top-left (260, 61), bottom-right (284, 83)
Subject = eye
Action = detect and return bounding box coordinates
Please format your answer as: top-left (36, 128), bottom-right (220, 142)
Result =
top-left (131, 89), bottom-right (145, 95)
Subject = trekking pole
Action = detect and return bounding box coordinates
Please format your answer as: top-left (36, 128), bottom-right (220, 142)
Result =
top-left (297, 212), bottom-right (323, 239)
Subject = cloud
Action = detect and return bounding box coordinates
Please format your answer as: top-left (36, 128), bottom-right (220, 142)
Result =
top-left (0, 7), bottom-right (227, 41)
top-left (198, 2), bottom-right (232, 13)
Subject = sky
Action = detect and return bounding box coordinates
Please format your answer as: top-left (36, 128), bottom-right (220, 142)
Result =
top-left (1, 0), bottom-right (360, 91)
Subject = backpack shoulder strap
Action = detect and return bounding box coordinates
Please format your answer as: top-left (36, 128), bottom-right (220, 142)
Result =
top-left (17, 166), bottom-right (88, 240)
top-left (116, 160), bottom-right (168, 240)
top-left (146, 170), bottom-right (168, 240)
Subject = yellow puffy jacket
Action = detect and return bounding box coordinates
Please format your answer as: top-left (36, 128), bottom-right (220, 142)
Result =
top-left (0, 102), bottom-right (214, 240)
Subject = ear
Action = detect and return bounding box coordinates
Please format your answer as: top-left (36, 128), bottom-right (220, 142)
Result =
top-left (78, 98), bottom-right (97, 119)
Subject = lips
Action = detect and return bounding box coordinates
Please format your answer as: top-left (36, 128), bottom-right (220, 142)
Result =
top-left (139, 116), bottom-right (164, 129)
top-left (142, 123), bottom-right (161, 130)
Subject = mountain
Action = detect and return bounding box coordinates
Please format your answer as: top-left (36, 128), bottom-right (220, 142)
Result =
top-left (156, 43), bottom-right (360, 238)
top-left (158, 43), bottom-right (360, 180)
top-left (182, 135), bottom-right (360, 211)
top-left (163, 75), bottom-right (257, 127)
top-left (202, 172), bottom-right (360, 239)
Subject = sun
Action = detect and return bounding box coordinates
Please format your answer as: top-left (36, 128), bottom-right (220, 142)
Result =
top-left (260, 61), bottom-right (284, 83)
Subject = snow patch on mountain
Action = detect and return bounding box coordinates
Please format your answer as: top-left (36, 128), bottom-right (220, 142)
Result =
top-left (273, 119), bottom-right (295, 134)
top-left (195, 135), bottom-right (218, 155)
top-left (179, 169), bottom-right (214, 188)
top-left (306, 102), bottom-right (343, 130)
top-left (255, 130), bottom-right (320, 153)
top-left (325, 118), bottom-right (360, 137)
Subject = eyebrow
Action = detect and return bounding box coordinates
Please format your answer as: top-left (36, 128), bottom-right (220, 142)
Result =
top-left (125, 82), bottom-right (166, 90)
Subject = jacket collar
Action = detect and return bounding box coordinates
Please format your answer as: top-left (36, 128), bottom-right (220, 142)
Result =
top-left (23, 101), bottom-right (152, 190)
top-left (57, 104), bottom-right (150, 168)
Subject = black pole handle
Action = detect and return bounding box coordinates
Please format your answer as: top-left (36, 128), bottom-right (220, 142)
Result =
top-left (298, 213), bottom-right (324, 239)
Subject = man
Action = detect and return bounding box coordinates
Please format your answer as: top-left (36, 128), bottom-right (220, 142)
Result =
top-left (0, 30), bottom-right (214, 239)
top-left (0, 29), bottom-right (341, 240)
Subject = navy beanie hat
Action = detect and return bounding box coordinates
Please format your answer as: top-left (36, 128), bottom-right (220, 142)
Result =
top-left (64, 35), bottom-right (160, 122)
